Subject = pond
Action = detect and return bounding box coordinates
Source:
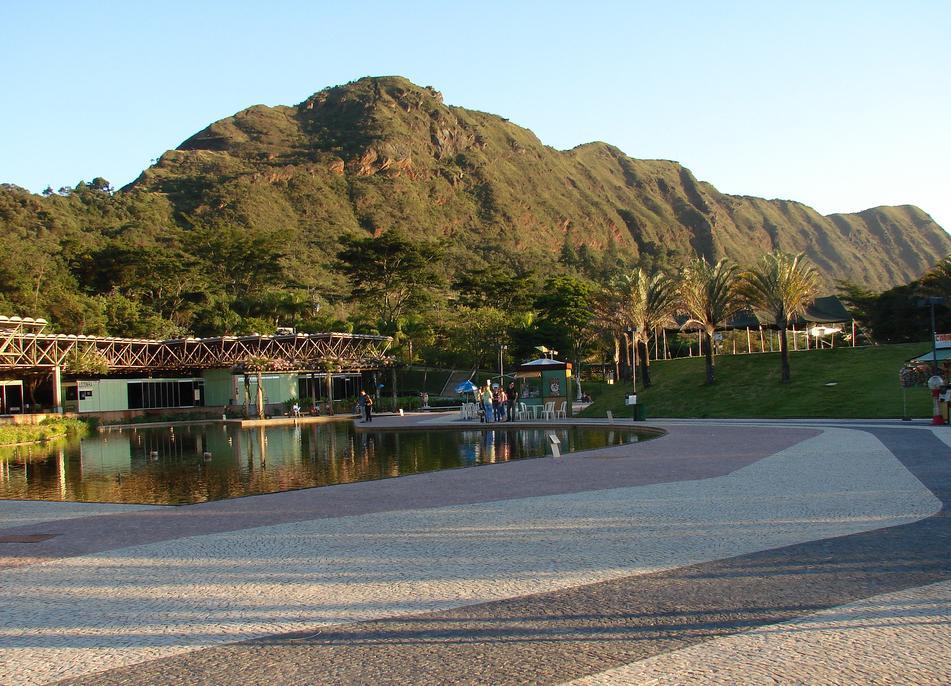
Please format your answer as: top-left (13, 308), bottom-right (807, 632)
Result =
top-left (0, 421), bottom-right (656, 505)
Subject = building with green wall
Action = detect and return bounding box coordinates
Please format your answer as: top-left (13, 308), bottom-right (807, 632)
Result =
top-left (58, 371), bottom-right (371, 414)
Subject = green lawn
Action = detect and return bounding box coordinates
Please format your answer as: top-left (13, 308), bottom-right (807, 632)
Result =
top-left (579, 343), bottom-right (936, 419)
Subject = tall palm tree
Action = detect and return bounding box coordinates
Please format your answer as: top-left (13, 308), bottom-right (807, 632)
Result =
top-left (741, 251), bottom-right (820, 383)
top-left (590, 286), bottom-right (628, 386)
top-left (594, 269), bottom-right (678, 388)
top-left (622, 269), bottom-right (679, 387)
top-left (678, 257), bottom-right (741, 385)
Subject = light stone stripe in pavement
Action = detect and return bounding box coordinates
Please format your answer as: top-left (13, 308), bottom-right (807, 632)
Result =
top-left (568, 578), bottom-right (951, 685)
top-left (0, 427), bottom-right (938, 685)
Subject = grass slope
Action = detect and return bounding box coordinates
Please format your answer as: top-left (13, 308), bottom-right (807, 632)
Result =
top-left (580, 343), bottom-right (935, 419)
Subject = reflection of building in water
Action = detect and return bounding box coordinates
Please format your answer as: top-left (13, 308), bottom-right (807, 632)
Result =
top-left (80, 430), bottom-right (132, 476)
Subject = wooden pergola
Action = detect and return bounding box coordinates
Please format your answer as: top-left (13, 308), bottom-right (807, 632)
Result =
top-left (0, 315), bottom-right (392, 411)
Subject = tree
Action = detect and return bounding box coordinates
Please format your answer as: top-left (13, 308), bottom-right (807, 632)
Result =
top-left (336, 231), bottom-right (443, 335)
top-left (919, 255), bottom-right (951, 297)
top-left (559, 234), bottom-right (579, 269)
top-left (533, 275), bottom-right (595, 397)
top-left (741, 251), bottom-right (820, 383)
top-left (590, 284), bottom-right (629, 386)
top-left (436, 306), bottom-right (511, 372)
top-left (678, 256), bottom-right (741, 385)
top-left (191, 223), bottom-right (287, 314)
top-left (610, 269), bottom-right (679, 388)
top-left (452, 266), bottom-right (538, 312)
top-left (89, 177), bottom-right (113, 193)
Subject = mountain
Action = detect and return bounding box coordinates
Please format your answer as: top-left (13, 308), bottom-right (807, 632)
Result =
top-left (130, 75), bottom-right (950, 290)
top-left (1, 75), bottom-right (949, 337)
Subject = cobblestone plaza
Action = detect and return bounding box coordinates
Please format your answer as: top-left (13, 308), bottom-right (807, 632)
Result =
top-left (2, 416), bottom-right (950, 684)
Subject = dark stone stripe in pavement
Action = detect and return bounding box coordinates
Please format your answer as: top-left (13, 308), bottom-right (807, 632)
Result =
top-left (51, 428), bottom-right (951, 686)
top-left (1, 425), bottom-right (814, 568)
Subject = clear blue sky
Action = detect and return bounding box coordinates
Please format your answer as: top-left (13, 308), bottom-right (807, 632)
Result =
top-left (3, 1), bottom-right (949, 231)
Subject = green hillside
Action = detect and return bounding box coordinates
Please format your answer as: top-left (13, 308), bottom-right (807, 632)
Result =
top-left (135, 76), bottom-right (949, 293)
top-left (580, 343), bottom-right (936, 419)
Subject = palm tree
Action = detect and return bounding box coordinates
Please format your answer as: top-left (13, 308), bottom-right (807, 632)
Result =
top-left (592, 269), bottom-right (678, 388)
top-left (619, 269), bottom-right (679, 387)
top-left (678, 256), bottom-right (742, 385)
top-left (741, 251), bottom-right (820, 383)
top-left (919, 255), bottom-right (951, 296)
top-left (590, 286), bottom-right (628, 386)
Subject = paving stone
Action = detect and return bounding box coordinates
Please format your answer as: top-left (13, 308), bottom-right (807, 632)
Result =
top-left (0, 422), bottom-right (947, 685)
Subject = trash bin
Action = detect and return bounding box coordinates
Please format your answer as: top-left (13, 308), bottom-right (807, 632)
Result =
top-left (633, 404), bottom-right (647, 421)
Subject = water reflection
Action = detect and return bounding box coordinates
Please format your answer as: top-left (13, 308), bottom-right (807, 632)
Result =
top-left (0, 423), bottom-right (651, 505)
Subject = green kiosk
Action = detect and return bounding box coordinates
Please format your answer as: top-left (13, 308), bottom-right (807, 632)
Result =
top-left (515, 358), bottom-right (572, 419)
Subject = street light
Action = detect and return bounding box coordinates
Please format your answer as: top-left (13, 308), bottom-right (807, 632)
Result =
top-left (918, 296), bottom-right (946, 375)
top-left (626, 327), bottom-right (640, 421)
top-left (499, 344), bottom-right (508, 385)
top-left (627, 327), bottom-right (638, 394)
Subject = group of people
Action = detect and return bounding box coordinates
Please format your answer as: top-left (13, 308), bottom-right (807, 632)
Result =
top-left (478, 380), bottom-right (519, 422)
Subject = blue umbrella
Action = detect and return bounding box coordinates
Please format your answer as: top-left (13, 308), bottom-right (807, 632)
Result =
top-left (455, 380), bottom-right (479, 394)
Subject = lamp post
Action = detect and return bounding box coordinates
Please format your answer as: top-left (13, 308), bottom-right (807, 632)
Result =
top-left (627, 328), bottom-right (638, 394)
top-left (929, 297), bottom-right (944, 375)
top-left (498, 344), bottom-right (508, 386)
top-left (627, 327), bottom-right (638, 420)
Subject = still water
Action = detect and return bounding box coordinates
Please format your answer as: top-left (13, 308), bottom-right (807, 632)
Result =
top-left (0, 422), bottom-right (654, 505)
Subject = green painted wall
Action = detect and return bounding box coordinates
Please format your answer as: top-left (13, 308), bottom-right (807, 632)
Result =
top-left (223, 372), bottom-right (299, 407)
top-left (100, 380), bottom-right (130, 412)
top-left (202, 369), bottom-right (235, 406)
top-left (257, 373), bottom-right (297, 404)
top-left (77, 379), bottom-right (129, 413)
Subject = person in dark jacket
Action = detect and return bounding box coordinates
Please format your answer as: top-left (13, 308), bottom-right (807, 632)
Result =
top-left (506, 381), bottom-right (519, 421)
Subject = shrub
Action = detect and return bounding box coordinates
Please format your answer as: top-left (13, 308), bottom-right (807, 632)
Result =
top-left (0, 417), bottom-right (91, 447)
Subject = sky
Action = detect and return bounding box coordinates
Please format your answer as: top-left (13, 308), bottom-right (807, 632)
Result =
top-left (2, 1), bottom-right (949, 230)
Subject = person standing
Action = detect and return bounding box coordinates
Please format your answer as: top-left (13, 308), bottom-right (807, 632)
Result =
top-left (358, 390), bottom-right (368, 422)
top-left (506, 381), bottom-right (518, 421)
top-left (364, 392), bottom-right (373, 422)
top-left (481, 383), bottom-right (494, 423)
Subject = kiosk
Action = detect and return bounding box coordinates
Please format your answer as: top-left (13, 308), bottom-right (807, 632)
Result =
top-left (515, 358), bottom-right (572, 418)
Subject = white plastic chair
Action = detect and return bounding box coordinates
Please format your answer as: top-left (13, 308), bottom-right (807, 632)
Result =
top-left (517, 402), bottom-right (529, 420)
top-left (555, 401), bottom-right (566, 419)
top-left (541, 401), bottom-right (555, 419)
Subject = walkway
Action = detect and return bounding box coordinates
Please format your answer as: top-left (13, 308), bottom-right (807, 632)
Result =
top-left (1, 416), bottom-right (949, 684)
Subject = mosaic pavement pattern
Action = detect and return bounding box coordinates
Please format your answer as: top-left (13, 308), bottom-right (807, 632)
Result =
top-left (1, 418), bottom-right (949, 684)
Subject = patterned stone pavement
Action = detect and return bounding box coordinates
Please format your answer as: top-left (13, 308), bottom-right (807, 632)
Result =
top-left (1, 417), bottom-right (949, 684)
